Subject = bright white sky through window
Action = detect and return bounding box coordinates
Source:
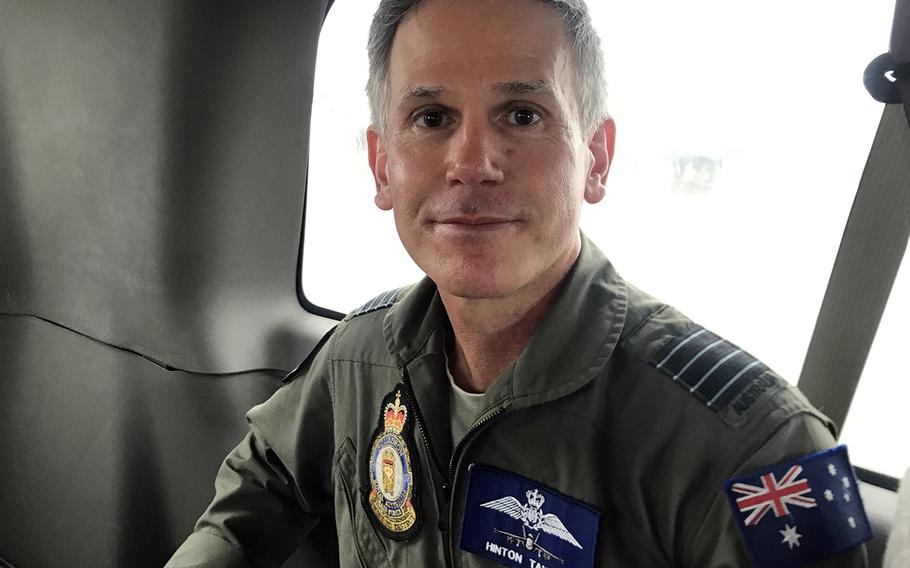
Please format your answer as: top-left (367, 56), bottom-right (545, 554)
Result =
top-left (303, 1), bottom-right (906, 478)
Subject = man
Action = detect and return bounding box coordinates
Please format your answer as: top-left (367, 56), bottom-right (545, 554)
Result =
top-left (168, 0), bottom-right (871, 566)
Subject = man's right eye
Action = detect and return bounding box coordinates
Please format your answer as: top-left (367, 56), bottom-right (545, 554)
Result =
top-left (415, 110), bottom-right (446, 128)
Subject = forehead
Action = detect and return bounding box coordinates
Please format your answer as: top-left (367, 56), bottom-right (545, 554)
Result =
top-left (388, 0), bottom-right (577, 98)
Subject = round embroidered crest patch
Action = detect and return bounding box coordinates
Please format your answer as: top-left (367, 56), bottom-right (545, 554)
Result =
top-left (365, 387), bottom-right (420, 540)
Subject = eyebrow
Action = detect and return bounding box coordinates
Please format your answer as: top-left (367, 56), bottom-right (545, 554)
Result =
top-left (399, 85), bottom-right (446, 104)
top-left (492, 80), bottom-right (555, 97)
top-left (398, 80), bottom-right (555, 105)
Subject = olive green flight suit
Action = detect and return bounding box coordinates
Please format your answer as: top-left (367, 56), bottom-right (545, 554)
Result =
top-left (167, 235), bottom-right (868, 568)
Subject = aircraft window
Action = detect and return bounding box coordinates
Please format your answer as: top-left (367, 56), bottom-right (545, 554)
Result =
top-left (303, 1), bottom-right (896, 388)
top-left (303, 0), bottom-right (426, 310)
top-left (839, 252), bottom-right (910, 480)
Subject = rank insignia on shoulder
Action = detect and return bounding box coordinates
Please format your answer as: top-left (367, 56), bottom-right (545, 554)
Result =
top-left (346, 287), bottom-right (405, 321)
top-left (363, 385), bottom-right (421, 541)
top-left (652, 325), bottom-right (776, 415)
top-left (723, 445), bottom-right (872, 568)
top-left (460, 464), bottom-right (600, 568)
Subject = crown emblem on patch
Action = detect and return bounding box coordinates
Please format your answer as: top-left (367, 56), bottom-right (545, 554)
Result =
top-left (526, 489), bottom-right (545, 509)
top-left (384, 391), bottom-right (407, 433)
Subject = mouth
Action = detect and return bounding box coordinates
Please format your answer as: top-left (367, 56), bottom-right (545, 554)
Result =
top-left (432, 216), bottom-right (518, 233)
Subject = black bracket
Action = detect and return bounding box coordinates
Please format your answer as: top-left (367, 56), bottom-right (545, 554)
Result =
top-left (864, 53), bottom-right (910, 103)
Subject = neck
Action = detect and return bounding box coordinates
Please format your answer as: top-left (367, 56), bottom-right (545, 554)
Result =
top-left (441, 241), bottom-right (581, 393)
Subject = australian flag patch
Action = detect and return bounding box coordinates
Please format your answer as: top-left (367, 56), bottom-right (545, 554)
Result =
top-left (724, 445), bottom-right (872, 568)
top-left (460, 464), bottom-right (600, 568)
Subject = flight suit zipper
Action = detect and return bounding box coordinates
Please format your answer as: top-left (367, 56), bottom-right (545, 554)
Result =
top-left (399, 366), bottom-right (510, 568)
top-left (399, 369), bottom-right (448, 487)
top-left (399, 371), bottom-right (456, 567)
top-left (444, 403), bottom-right (509, 568)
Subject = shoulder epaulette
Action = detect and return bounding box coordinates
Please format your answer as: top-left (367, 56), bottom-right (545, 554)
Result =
top-left (650, 325), bottom-right (772, 411)
top-left (345, 286), bottom-right (406, 321)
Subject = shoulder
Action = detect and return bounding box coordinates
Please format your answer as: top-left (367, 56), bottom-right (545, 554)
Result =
top-left (324, 284), bottom-right (417, 366)
top-left (606, 289), bottom-right (862, 564)
top-left (283, 286), bottom-right (411, 383)
top-left (285, 285), bottom-right (415, 385)
top-left (343, 285), bottom-right (412, 322)
top-left (617, 286), bottom-right (832, 433)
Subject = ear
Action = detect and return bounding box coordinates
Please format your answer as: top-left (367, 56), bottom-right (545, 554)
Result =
top-left (583, 117), bottom-right (616, 205)
top-left (367, 126), bottom-right (393, 211)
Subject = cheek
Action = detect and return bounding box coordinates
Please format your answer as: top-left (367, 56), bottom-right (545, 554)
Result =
top-left (386, 147), bottom-right (436, 212)
top-left (523, 144), bottom-right (584, 208)
top-left (386, 148), bottom-right (415, 188)
top-left (540, 161), bottom-right (587, 239)
top-left (390, 135), bottom-right (440, 172)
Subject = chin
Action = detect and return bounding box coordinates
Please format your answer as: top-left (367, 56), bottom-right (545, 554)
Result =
top-left (406, 237), bottom-right (560, 301)
top-left (429, 264), bottom-right (528, 300)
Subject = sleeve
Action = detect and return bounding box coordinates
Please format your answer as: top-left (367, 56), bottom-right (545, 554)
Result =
top-left (684, 413), bottom-right (869, 568)
top-left (165, 335), bottom-right (337, 568)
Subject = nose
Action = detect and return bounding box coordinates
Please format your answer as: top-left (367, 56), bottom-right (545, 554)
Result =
top-left (445, 120), bottom-right (505, 188)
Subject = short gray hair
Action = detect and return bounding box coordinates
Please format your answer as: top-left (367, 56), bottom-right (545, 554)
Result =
top-left (366, 0), bottom-right (608, 136)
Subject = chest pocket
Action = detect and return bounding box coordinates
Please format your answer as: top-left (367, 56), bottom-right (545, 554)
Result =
top-left (334, 438), bottom-right (393, 568)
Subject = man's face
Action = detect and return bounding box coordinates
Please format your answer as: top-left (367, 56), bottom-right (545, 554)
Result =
top-left (368, 0), bottom-right (614, 300)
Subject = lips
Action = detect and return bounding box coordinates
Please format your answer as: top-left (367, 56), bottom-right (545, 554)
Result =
top-left (436, 216), bottom-right (515, 225)
top-left (432, 216), bottom-right (518, 234)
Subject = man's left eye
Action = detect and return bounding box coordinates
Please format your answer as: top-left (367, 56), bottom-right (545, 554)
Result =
top-left (507, 108), bottom-right (541, 126)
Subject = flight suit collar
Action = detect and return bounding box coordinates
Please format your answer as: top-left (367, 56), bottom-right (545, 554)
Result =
top-left (382, 233), bottom-right (628, 411)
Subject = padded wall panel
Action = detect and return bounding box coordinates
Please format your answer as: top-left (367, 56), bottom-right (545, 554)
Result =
top-left (0, 0), bottom-right (334, 373)
top-left (0, 315), bottom-right (338, 567)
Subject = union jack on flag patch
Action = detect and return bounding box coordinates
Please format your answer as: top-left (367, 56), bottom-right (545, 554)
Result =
top-left (724, 445), bottom-right (872, 568)
top-left (732, 464), bottom-right (817, 526)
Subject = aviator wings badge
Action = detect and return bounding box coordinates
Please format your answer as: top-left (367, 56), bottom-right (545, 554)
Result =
top-left (460, 465), bottom-right (600, 568)
top-left (482, 489), bottom-right (582, 563)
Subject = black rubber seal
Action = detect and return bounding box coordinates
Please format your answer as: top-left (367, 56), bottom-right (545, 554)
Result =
top-left (855, 466), bottom-right (900, 493)
top-left (864, 53), bottom-right (910, 103)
